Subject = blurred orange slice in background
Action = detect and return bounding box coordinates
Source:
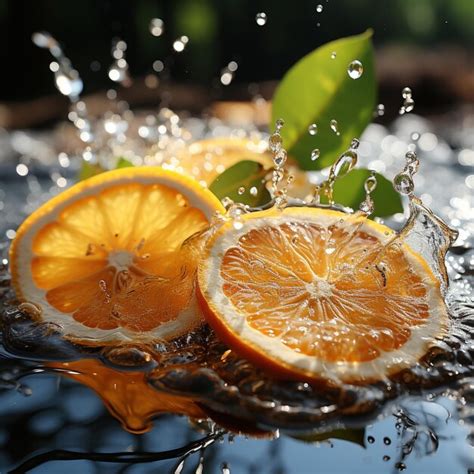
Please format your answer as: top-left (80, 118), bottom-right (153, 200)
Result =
top-left (165, 137), bottom-right (313, 199)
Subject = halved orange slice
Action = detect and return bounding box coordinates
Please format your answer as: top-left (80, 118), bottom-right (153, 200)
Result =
top-left (197, 207), bottom-right (448, 384)
top-left (10, 167), bottom-right (223, 344)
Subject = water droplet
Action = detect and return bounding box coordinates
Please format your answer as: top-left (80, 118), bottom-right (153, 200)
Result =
top-left (330, 51), bottom-right (337, 59)
top-left (276, 118), bottom-right (285, 130)
top-left (274, 149), bottom-right (287, 167)
top-left (255, 12), bottom-right (267, 26)
top-left (49, 61), bottom-right (59, 72)
top-left (228, 61), bottom-right (238, 72)
top-left (330, 119), bottom-right (340, 135)
top-left (149, 18), bottom-right (164, 37)
top-left (393, 172), bottom-right (414, 195)
top-left (5, 229), bottom-right (16, 240)
top-left (269, 133), bottom-right (283, 152)
top-left (173, 36), bottom-right (189, 53)
top-left (404, 151), bottom-right (420, 177)
top-left (108, 64), bottom-right (127, 83)
top-left (221, 463), bottom-right (231, 474)
top-left (376, 103), bottom-right (385, 116)
top-left (237, 187), bottom-right (245, 195)
top-left (405, 150), bottom-right (417, 163)
top-left (383, 455), bottom-right (390, 461)
top-left (383, 437), bottom-right (391, 445)
top-left (359, 198), bottom-right (374, 214)
top-left (220, 70), bottom-right (233, 86)
top-left (332, 150), bottom-right (357, 179)
top-left (395, 462), bottom-right (406, 471)
top-left (250, 186), bottom-right (258, 196)
top-left (399, 87), bottom-right (415, 114)
top-left (350, 138), bottom-right (360, 149)
top-left (403, 98), bottom-right (415, 113)
top-left (16, 164), bottom-right (29, 177)
top-left (311, 148), bottom-right (320, 161)
top-left (233, 220), bottom-right (244, 230)
top-left (410, 132), bottom-right (420, 141)
top-left (308, 123), bottom-right (318, 136)
top-left (55, 71), bottom-right (83, 98)
top-left (32, 31), bottom-right (59, 51)
top-left (364, 174), bottom-right (377, 193)
top-left (152, 60), bottom-right (164, 72)
top-left (316, 4), bottom-right (323, 12)
top-left (347, 60), bottom-right (363, 79)
top-left (367, 435), bottom-right (375, 444)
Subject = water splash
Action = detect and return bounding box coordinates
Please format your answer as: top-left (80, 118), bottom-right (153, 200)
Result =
top-left (32, 32), bottom-right (83, 101)
top-left (149, 18), bottom-right (164, 37)
top-left (173, 36), bottom-right (189, 53)
top-left (0, 32), bottom-right (472, 467)
top-left (308, 123), bottom-right (318, 136)
top-left (255, 12), bottom-right (267, 26)
top-left (220, 61), bottom-right (238, 86)
top-left (330, 119), bottom-right (340, 135)
top-left (399, 87), bottom-right (415, 115)
top-left (313, 138), bottom-right (359, 205)
top-left (108, 39), bottom-right (131, 86)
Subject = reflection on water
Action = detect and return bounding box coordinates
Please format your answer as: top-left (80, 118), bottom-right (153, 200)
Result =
top-left (0, 362), bottom-right (472, 473)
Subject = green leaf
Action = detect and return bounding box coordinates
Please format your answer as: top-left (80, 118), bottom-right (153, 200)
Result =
top-left (291, 428), bottom-right (366, 448)
top-left (329, 169), bottom-right (403, 217)
top-left (115, 157), bottom-right (134, 169)
top-left (78, 157), bottom-right (134, 181)
top-left (209, 160), bottom-right (271, 207)
top-left (272, 30), bottom-right (376, 171)
top-left (78, 162), bottom-right (103, 181)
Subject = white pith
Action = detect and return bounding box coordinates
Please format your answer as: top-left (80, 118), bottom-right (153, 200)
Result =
top-left (200, 208), bottom-right (448, 383)
top-left (13, 170), bottom-right (220, 343)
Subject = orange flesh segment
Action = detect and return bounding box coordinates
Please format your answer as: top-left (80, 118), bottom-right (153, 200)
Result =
top-left (31, 182), bottom-right (209, 333)
top-left (220, 219), bottom-right (430, 363)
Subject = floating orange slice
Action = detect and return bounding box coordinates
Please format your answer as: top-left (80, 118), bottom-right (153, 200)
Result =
top-left (197, 207), bottom-right (448, 384)
top-left (10, 167), bottom-right (223, 344)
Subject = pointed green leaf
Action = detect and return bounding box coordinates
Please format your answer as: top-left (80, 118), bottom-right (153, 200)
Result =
top-left (272, 30), bottom-right (376, 171)
top-left (327, 168), bottom-right (403, 217)
top-left (209, 160), bottom-right (271, 207)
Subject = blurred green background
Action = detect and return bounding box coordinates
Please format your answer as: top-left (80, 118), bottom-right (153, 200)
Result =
top-left (0, 0), bottom-right (472, 109)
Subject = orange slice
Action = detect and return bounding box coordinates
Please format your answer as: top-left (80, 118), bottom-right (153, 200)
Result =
top-left (10, 167), bottom-right (223, 344)
top-left (197, 207), bottom-right (448, 384)
top-left (163, 137), bottom-right (272, 186)
top-left (164, 137), bottom-right (313, 199)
